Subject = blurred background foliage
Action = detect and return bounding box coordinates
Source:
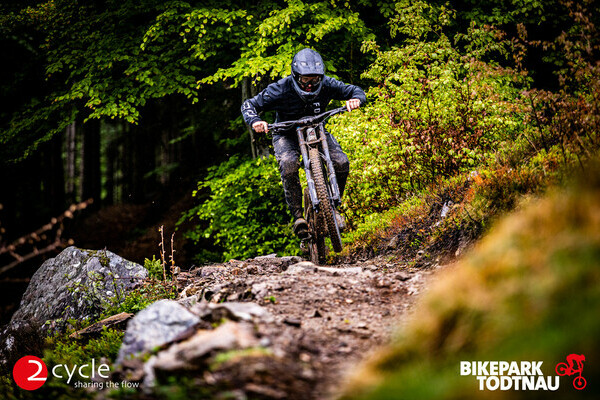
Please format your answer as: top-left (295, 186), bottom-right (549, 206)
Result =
top-left (1, 0), bottom-right (600, 398)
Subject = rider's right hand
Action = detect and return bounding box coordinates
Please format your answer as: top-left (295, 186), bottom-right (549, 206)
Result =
top-left (252, 121), bottom-right (268, 133)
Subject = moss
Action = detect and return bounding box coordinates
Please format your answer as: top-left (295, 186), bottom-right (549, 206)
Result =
top-left (341, 164), bottom-right (600, 399)
top-left (44, 327), bottom-right (124, 367)
top-left (81, 248), bottom-right (112, 269)
top-left (210, 347), bottom-right (273, 370)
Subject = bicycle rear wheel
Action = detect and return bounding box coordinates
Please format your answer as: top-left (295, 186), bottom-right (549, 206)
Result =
top-left (309, 148), bottom-right (343, 253)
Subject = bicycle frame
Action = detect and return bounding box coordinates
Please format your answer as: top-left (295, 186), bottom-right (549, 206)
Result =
top-left (268, 106), bottom-right (346, 215)
top-left (297, 122), bottom-right (341, 214)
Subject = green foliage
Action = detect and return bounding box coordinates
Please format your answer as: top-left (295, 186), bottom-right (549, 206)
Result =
top-left (0, 0), bottom-right (387, 161)
top-left (148, 376), bottom-right (213, 400)
top-left (100, 281), bottom-right (177, 318)
top-left (144, 255), bottom-right (164, 280)
top-left (342, 195), bottom-right (426, 249)
top-left (7, 327), bottom-right (126, 400)
top-left (44, 327), bottom-right (124, 367)
top-left (457, 0), bottom-right (555, 26)
top-left (181, 155), bottom-right (300, 262)
top-left (0, 375), bottom-right (16, 400)
top-left (191, 0), bottom-right (377, 86)
top-left (491, 1), bottom-right (600, 183)
top-left (331, 2), bottom-right (527, 224)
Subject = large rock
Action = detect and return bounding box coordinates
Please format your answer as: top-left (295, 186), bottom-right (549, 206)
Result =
top-left (1, 246), bottom-right (147, 366)
top-left (117, 300), bottom-right (200, 364)
top-left (9, 246), bottom-right (147, 332)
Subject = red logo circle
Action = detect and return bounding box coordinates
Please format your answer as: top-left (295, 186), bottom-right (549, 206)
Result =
top-left (13, 356), bottom-right (48, 390)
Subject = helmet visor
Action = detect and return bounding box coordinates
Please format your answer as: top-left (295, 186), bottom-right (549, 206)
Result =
top-left (298, 75), bottom-right (322, 92)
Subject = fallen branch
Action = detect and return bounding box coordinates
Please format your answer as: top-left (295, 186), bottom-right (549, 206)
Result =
top-left (0, 199), bottom-right (93, 275)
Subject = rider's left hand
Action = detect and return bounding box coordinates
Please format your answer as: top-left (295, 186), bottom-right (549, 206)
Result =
top-left (346, 98), bottom-right (360, 112)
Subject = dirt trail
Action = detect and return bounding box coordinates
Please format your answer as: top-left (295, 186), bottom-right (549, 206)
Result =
top-left (165, 254), bottom-right (443, 399)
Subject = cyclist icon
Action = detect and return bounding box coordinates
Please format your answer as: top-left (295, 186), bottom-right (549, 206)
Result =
top-left (556, 354), bottom-right (587, 390)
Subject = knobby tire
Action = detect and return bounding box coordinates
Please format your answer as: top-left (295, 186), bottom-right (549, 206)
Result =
top-left (309, 148), bottom-right (343, 254)
top-left (304, 188), bottom-right (326, 264)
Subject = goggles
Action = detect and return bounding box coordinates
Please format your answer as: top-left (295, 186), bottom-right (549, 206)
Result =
top-left (298, 75), bottom-right (322, 92)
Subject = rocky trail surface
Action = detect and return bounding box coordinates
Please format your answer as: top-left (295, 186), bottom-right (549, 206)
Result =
top-left (0, 246), bottom-right (446, 400)
top-left (113, 254), bottom-right (443, 400)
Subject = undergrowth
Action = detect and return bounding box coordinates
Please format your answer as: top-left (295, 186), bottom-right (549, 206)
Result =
top-left (334, 0), bottom-right (600, 261)
top-left (341, 159), bottom-right (600, 400)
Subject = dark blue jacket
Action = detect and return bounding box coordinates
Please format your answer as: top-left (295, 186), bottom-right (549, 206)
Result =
top-left (241, 75), bottom-right (366, 133)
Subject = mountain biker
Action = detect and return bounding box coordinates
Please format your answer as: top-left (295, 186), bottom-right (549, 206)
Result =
top-left (241, 48), bottom-right (366, 238)
top-left (566, 354), bottom-right (585, 374)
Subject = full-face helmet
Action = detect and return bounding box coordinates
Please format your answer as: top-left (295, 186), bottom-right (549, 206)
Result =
top-left (291, 48), bottom-right (325, 100)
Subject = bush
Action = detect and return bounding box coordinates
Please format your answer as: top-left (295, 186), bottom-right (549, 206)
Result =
top-left (330, 3), bottom-right (527, 225)
top-left (181, 155), bottom-right (300, 262)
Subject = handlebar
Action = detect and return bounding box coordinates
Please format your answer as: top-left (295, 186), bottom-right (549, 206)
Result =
top-left (267, 106), bottom-right (347, 133)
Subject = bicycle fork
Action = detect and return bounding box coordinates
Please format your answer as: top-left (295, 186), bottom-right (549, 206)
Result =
top-left (297, 126), bottom-right (319, 211)
top-left (296, 124), bottom-right (342, 213)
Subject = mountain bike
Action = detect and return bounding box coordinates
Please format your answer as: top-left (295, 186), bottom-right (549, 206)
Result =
top-left (268, 106), bottom-right (347, 264)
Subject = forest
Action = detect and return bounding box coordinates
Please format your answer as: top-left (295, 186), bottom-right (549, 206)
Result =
top-left (1, 0), bottom-right (599, 398)
top-left (3, 0), bottom-right (596, 268)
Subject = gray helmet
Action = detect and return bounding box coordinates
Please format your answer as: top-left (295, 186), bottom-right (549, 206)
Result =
top-left (291, 48), bottom-right (325, 101)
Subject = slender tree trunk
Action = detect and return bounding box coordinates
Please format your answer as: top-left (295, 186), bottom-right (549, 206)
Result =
top-left (122, 123), bottom-right (134, 203)
top-left (82, 119), bottom-right (101, 209)
top-left (131, 123), bottom-right (149, 203)
top-left (242, 77), bottom-right (257, 159)
top-left (65, 122), bottom-right (77, 203)
top-left (160, 128), bottom-right (170, 186)
top-left (48, 134), bottom-right (66, 213)
top-left (105, 133), bottom-right (117, 206)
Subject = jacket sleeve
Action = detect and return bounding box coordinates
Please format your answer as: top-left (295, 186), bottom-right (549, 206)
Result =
top-left (241, 82), bottom-right (282, 127)
top-left (325, 77), bottom-right (367, 106)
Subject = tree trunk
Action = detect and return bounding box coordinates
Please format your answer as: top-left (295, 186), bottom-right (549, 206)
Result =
top-left (130, 122), bottom-right (152, 203)
top-left (105, 132), bottom-right (117, 206)
top-left (81, 119), bottom-right (101, 209)
top-left (122, 123), bottom-right (134, 203)
top-left (65, 122), bottom-right (77, 203)
top-left (242, 77), bottom-right (258, 159)
top-left (47, 134), bottom-right (65, 213)
top-left (160, 128), bottom-right (170, 186)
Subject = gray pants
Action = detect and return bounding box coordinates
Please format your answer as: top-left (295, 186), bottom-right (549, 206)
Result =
top-left (273, 131), bottom-right (349, 220)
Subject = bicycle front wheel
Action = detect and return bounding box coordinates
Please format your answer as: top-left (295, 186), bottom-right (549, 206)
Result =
top-left (309, 148), bottom-right (343, 253)
top-left (573, 376), bottom-right (587, 390)
top-left (304, 187), bottom-right (326, 264)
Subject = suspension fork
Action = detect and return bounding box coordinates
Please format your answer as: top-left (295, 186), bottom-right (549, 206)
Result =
top-left (317, 124), bottom-right (341, 205)
top-left (297, 127), bottom-right (320, 210)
